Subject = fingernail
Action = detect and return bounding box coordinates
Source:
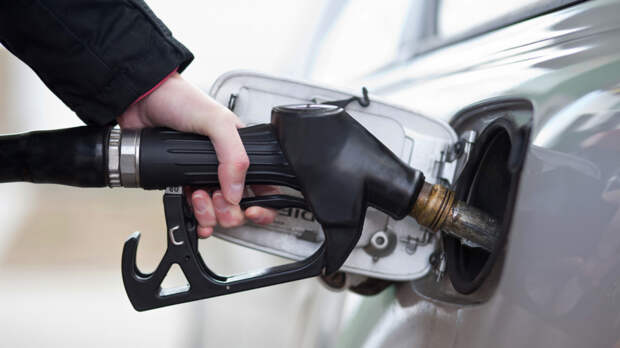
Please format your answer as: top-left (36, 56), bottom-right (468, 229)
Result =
top-left (228, 183), bottom-right (244, 203)
top-left (225, 162), bottom-right (246, 204)
top-left (194, 198), bottom-right (208, 214)
top-left (245, 207), bottom-right (258, 219)
top-left (192, 192), bottom-right (208, 213)
top-left (213, 192), bottom-right (229, 213)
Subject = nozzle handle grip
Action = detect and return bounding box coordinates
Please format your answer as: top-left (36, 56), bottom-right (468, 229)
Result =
top-left (139, 124), bottom-right (299, 190)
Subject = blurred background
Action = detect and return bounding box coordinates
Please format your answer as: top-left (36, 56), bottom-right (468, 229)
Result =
top-left (0, 0), bottom-right (546, 347)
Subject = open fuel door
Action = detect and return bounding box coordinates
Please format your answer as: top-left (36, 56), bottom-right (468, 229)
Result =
top-left (210, 71), bottom-right (459, 281)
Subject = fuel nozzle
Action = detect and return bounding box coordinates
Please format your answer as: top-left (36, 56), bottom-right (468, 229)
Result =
top-left (410, 183), bottom-right (500, 252)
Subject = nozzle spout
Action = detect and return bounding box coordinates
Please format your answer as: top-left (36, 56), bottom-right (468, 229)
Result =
top-left (409, 183), bottom-right (499, 252)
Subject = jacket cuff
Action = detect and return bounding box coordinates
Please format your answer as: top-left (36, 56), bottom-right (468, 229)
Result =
top-left (131, 67), bottom-right (178, 105)
top-left (74, 38), bottom-right (193, 126)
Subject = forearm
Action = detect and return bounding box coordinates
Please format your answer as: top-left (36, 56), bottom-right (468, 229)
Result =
top-left (0, 0), bottom-right (193, 125)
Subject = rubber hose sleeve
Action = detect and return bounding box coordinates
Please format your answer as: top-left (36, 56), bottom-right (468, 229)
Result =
top-left (0, 126), bottom-right (108, 187)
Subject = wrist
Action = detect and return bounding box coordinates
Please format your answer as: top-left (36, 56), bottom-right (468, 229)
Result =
top-left (132, 68), bottom-right (179, 106)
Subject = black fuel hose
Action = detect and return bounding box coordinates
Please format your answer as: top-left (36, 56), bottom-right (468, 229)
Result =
top-left (0, 126), bottom-right (108, 187)
top-left (0, 124), bottom-right (298, 190)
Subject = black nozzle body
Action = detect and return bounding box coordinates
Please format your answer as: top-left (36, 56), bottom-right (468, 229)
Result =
top-left (271, 104), bottom-right (425, 272)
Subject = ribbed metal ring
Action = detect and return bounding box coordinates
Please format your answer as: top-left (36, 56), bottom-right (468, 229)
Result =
top-left (108, 127), bottom-right (121, 187)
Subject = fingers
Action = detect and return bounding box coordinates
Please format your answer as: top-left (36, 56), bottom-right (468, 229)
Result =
top-left (245, 185), bottom-right (280, 225)
top-left (188, 189), bottom-right (245, 238)
top-left (212, 190), bottom-right (245, 228)
top-left (245, 206), bottom-right (277, 225)
top-left (188, 185), bottom-right (279, 238)
top-left (191, 190), bottom-right (216, 238)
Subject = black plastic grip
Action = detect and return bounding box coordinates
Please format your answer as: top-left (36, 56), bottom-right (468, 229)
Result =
top-left (139, 124), bottom-right (299, 190)
top-left (0, 126), bottom-right (108, 187)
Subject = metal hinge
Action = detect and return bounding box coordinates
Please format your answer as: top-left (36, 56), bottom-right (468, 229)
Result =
top-left (429, 251), bottom-right (446, 281)
top-left (435, 130), bottom-right (477, 185)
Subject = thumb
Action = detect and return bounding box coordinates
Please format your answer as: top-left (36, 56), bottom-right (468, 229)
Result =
top-left (206, 117), bottom-right (249, 204)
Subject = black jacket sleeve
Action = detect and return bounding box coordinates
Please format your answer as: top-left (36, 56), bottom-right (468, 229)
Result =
top-left (0, 0), bottom-right (194, 125)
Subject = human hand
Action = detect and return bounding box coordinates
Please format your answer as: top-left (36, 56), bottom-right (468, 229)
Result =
top-left (117, 72), bottom-right (277, 237)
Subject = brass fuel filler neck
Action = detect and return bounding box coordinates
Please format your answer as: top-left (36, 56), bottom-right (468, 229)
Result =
top-left (410, 183), bottom-right (499, 252)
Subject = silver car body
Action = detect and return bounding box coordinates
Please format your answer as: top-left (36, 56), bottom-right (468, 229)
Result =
top-left (328, 0), bottom-right (620, 347)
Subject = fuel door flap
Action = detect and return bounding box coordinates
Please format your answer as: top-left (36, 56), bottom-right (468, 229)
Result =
top-left (209, 71), bottom-right (458, 281)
